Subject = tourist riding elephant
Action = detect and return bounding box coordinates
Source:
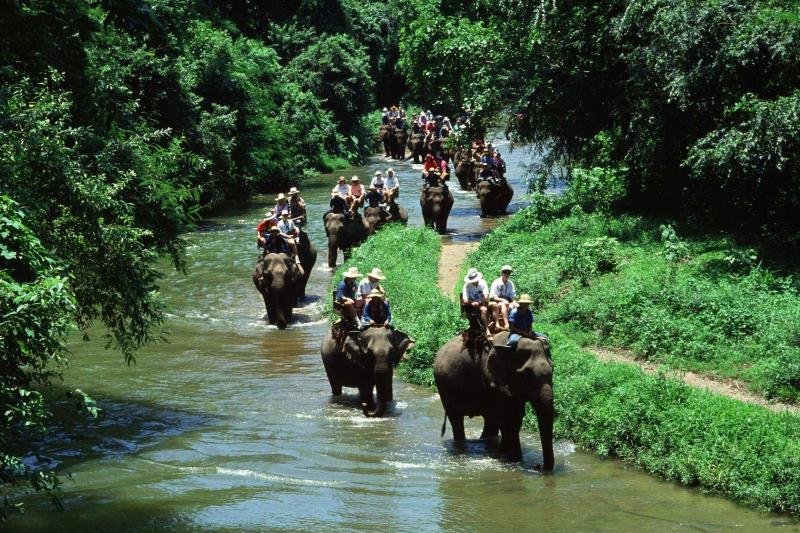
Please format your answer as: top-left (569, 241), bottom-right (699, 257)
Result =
top-left (252, 252), bottom-right (301, 329)
top-left (295, 230), bottom-right (318, 299)
top-left (434, 330), bottom-right (554, 470)
top-left (391, 128), bottom-right (408, 160)
top-left (323, 211), bottom-right (369, 268)
top-left (363, 206), bottom-right (390, 234)
top-left (420, 185), bottom-right (454, 235)
top-left (379, 125), bottom-right (392, 157)
top-left (476, 178), bottom-right (514, 217)
top-left (321, 326), bottom-right (415, 417)
top-left (408, 133), bottom-right (426, 163)
top-left (455, 159), bottom-right (477, 191)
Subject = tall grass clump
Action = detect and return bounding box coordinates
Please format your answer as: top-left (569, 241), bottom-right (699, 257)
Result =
top-left (331, 225), bottom-right (464, 386)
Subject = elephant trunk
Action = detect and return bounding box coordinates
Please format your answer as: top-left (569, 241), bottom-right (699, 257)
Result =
top-left (532, 383), bottom-right (555, 472)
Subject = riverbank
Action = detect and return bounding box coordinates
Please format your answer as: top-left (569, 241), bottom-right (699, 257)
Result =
top-left (338, 223), bottom-right (800, 516)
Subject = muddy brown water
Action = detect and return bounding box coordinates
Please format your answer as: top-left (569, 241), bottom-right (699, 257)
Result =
top-left (7, 137), bottom-right (798, 531)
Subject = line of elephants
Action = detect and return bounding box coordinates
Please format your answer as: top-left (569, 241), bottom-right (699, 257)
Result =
top-left (251, 149), bottom-right (552, 470)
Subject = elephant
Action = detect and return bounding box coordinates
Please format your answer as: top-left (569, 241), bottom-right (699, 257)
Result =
top-left (407, 133), bottom-right (426, 164)
top-left (476, 178), bottom-right (514, 217)
top-left (455, 159), bottom-right (478, 191)
top-left (433, 330), bottom-right (554, 470)
top-left (363, 206), bottom-right (391, 234)
top-left (391, 129), bottom-right (408, 160)
top-left (295, 230), bottom-right (318, 299)
top-left (379, 125), bottom-right (392, 157)
top-left (252, 252), bottom-right (301, 329)
top-left (420, 185), bottom-right (454, 235)
top-left (323, 211), bottom-right (369, 268)
top-left (321, 326), bottom-right (415, 417)
top-left (387, 200), bottom-right (408, 225)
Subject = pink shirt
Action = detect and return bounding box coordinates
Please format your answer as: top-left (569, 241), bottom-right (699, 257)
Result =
top-left (349, 183), bottom-right (364, 197)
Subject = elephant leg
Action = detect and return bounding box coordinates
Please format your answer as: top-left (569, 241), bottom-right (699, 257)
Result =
top-left (327, 244), bottom-right (337, 268)
top-left (448, 413), bottom-right (466, 441)
top-left (323, 364), bottom-right (342, 396)
top-left (480, 416), bottom-right (500, 440)
top-left (500, 401), bottom-right (525, 461)
top-left (534, 385), bottom-right (555, 472)
top-left (358, 385), bottom-right (375, 415)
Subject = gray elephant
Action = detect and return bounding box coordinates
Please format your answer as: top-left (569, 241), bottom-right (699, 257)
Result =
top-left (407, 133), bottom-right (426, 163)
top-left (252, 252), bottom-right (301, 329)
top-left (323, 211), bottom-right (369, 268)
top-left (295, 231), bottom-right (318, 299)
top-left (321, 326), bottom-right (415, 417)
top-left (476, 178), bottom-right (514, 217)
top-left (363, 206), bottom-right (390, 234)
top-left (379, 125), bottom-right (392, 158)
top-left (391, 129), bottom-right (408, 160)
top-left (433, 330), bottom-right (554, 470)
top-left (420, 185), bottom-right (454, 235)
top-left (387, 200), bottom-right (408, 225)
top-left (455, 158), bottom-right (478, 191)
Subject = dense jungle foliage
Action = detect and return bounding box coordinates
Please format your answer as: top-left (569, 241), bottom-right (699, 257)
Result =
top-left (0, 0), bottom-right (404, 509)
top-left (398, 0), bottom-right (800, 248)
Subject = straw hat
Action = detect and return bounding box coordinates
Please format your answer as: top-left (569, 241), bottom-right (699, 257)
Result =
top-left (500, 265), bottom-right (513, 273)
top-left (342, 266), bottom-right (361, 279)
top-left (338, 176), bottom-right (346, 182)
top-left (288, 186), bottom-right (300, 195)
top-left (368, 288), bottom-right (384, 299)
top-left (275, 192), bottom-right (286, 201)
top-left (351, 176), bottom-right (360, 182)
top-left (517, 294), bottom-right (533, 304)
top-left (387, 168), bottom-right (394, 174)
top-left (374, 170), bottom-right (382, 176)
top-left (464, 268), bottom-right (483, 284)
top-left (367, 268), bottom-right (386, 280)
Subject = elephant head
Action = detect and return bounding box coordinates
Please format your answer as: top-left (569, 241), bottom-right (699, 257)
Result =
top-left (476, 178), bottom-right (513, 216)
top-left (252, 252), bottom-right (300, 329)
top-left (343, 327), bottom-right (415, 417)
top-left (363, 206), bottom-right (387, 234)
top-left (455, 159), bottom-right (477, 190)
top-left (488, 331), bottom-right (554, 471)
top-left (419, 186), bottom-right (454, 235)
top-left (392, 129), bottom-right (408, 159)
top-left (323, 212), bottom-right (368, 268)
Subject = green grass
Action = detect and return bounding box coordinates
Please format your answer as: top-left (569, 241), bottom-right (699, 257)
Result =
top-left (338, 222), bottom-right (800, 516)
top-left (318, 154), bottom-right (350, 172)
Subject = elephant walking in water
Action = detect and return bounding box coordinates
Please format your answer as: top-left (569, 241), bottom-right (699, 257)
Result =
top-left (323, 211), bottom-right (369, 268)
top-left (252, 252), bottom-right (302, 329)
top-left (433, 330), bottom-right (555, 470)
top-left (321, 326), bottom-right (415, 417)
top-left (420, 185), bottom-right (454, 235)
top-left (476, 178), bottom-right (514, 217)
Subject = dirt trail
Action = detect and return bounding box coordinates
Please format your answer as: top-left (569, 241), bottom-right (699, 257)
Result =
top-left (436, 239), bottom-right (800, 416)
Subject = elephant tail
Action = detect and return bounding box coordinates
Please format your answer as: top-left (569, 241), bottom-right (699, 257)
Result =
top-left (440, 412), bottom-right (447, 438)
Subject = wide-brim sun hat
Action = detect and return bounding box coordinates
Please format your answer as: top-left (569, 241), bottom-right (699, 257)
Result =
top-left (518, 294), bottom-right (533, 304)
top-left (289, 186), bottom-right (299, 194)
top-left (387, 168), bottom-right (394, 173)
top-left (464, 268), bottom-right (482, 284)
top-left (338, 176), bottom-right (346, 182)
top-left (374, 170), bottom-right (382, 176)
top-left (500, 265), bottom-right (513, 273)
top-left (343, 267), bottom-right (361, 279)
top-left (368, 268), bottom-right (386, 280)
top-left (275, 193), bottom-right (285, 201)
top-left (351, 176), bottom-right (360, 182)
top-left (368, 288), bottom-right (384, 299)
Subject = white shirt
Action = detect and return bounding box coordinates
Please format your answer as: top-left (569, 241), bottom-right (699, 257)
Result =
top-left (358, 278), bottom-right (382, 299)
top-left (277, 218), bottom-right (296, 236)
top-left (370, 175), bottom-right (385, 189)
top-left (490, 277), bottom-right (516, 301)
top-left (462, 279), bottom-right (488, 303)
top-left (332, 183), bottom-right (349, 198)
top-left (384, 174), bottom-right (399, 189)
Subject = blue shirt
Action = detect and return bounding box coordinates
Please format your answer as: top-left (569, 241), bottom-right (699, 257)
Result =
top-left (336, 280), bottom-right (357, 301)
top-left (508, 308), bottom-right (534, 332)
top-left (362, 300), bottom-right (392, 326)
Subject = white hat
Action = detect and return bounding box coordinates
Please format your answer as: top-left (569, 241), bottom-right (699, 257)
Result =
top-left (500, 265), bottom-right (513, 273)
top-left (338, 176), bottom-right (346, 182)
top-left (367, 268), bottom-right (386, 280)
top-left (343, 266), bottom-right (361, 279)
top-left (387, 168), bottom-right (394, 173)
top-left (374, 170), bottom-right (382, 176)
top-left (280, 209), bottom-right (289, 216)
top-left (288, 186), bottom-right (299, 194)
top-left (368, 288), bottom-right (384, 299)
top-left (464, 268), bottom-right (483, 284)
top-left (351, 176), bottom-right (360, 182)
top-left (275, 193), bottom-right (285, 201)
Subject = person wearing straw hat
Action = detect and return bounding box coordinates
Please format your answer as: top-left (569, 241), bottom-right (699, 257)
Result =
top-left (348, 176), bottom-right (365, 214)
top-left (361, 288), bottom-right (392, 329)
top-left (277, 209), bottom-right (300, 263)
top-left (273, 192), bottom-right (289, 216)
top-left (506, 293), bottom-right (546, 349)
top-left (489, 265), bottom-right (517, 330)
top-left (287, 186), bottom-right (306, 228)
top-left (461, 268), bottom-right (492, 339)
top-left (332, 176), bottom-right (349, 199)
top-left (263, 225), bottom-right (289, 255)
top-left (335, 266), bottom-right (362, 326)
top-left (255, 211), bottom-right (277, 251)
top-left (370, 170), bottom-right (385, 192)
top-left (358, 267), bottom-right (386, 301)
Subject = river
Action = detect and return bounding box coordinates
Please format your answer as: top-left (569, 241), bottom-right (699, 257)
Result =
top-left (7, 137), bottom-right (797, 531)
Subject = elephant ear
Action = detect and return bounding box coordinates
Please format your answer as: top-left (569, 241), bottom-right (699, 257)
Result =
top-left (391, 330), bottom-right (415, 367)
top-left (485, 347), bottom-right (513, 397)
top-left (344, 331), bottom-right (372, 370)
